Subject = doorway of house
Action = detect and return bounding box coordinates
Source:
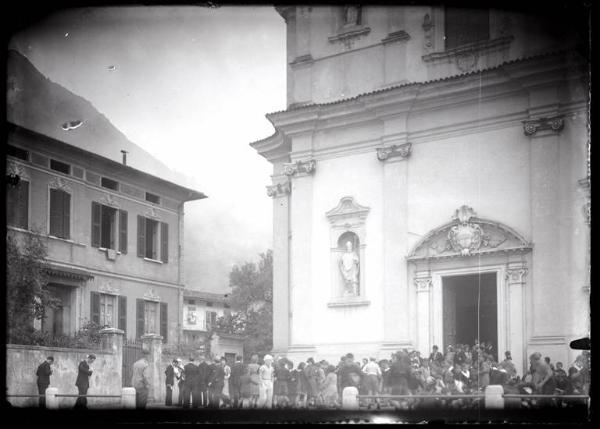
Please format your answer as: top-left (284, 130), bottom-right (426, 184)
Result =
top-left (442, 272), bottom-right (498, 359)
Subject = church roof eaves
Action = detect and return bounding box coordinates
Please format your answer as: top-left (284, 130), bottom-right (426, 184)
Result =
top-left (265, 50), bottom-right (569, 118)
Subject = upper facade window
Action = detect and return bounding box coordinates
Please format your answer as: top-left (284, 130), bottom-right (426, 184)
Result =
top-left (145, 192), bottom-right (160, 205)
top-left (444, 7), bottom-right (489, 50)
top-left (101, 177), bottom-right (119, 191)
top-left (137, 215), bottom-right (169, 263)
top-left (91, 202), bottom-right (128, 253)
top-left (49, 188), bottom-right (71, 239)
top-left (50, 159), bottom-right (71, 175)
top-left (7, 145), bottom-right (29, 161)
top-left (6, 180), bottom-right (29, 229)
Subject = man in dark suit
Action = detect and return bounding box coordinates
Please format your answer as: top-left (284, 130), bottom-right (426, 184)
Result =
top-left (36, 356), bottom-right (54, 408)
top-left (230, 355), bottom-right (245, 408)
top-left (181, 356), bottom-right (198, 409)
top-left (165, 359), bottom-right (177, 406)
top-left (74, 354), bottom-right (96, 409)
top-left (196, 355), bottom-right (211, 408)
top-left (208, 357), bottom-right (226, 408)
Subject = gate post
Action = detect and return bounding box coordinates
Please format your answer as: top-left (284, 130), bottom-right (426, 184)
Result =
top-left (484, 385), bottom-right (504, 409)
top-left (101, 327), bottom-right (125, 396)
top-left (342, 386), bottom-right (359, 410)
top-left (45, 387), bottom-right (59, 409)
top-left (141, 333), bottom-right (163, 404)
top-left (121, 387), bottom-right (136, 409)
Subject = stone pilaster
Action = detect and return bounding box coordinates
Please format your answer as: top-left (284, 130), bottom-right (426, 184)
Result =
top-left (141, 333), bottom-right (163, 403)
top-left (505, 263), bottom-right (527, 375)
top-left (100, 328), bottom-right (125, 399)
top-left (269, 175), bottom-right (291, 354)
top-left (414, 274), bottom-right (432, 355)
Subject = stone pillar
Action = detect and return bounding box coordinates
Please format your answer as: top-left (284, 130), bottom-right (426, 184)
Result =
top-left (268, 175), bottom-right (291, 354)
top-left (415, 274), bottom-right (432, 355)
top-left (100, 327), bottom-right (125, 403)
top-left (342, 386), bottom-right (359, 410)
top-left (505, 263), bottom-right (527, 376)
top-left (141, 333), bottom-right (163, 403)
top-left (484, 385), bottom-right (504, 410)
top-left (121, 387), bottom-right (136, 409)
top-left (45, 387), bottom-right (59, 409)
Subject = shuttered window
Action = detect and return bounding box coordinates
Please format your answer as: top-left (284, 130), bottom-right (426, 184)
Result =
top-left (92, 202), bottom-right (127, 251)
top-left (49, 189), bottom-right (70, 239)
top-left (445, 7), bottom-right (489, 49)
top-left (136, 299), bottom-right (145, 338)
top-left (6, 180), bottom-right (29, 229)
top-left (160, 302), bottom-right (168, 343)
top-left (137, 216), bottom-right (169, 263)
top-left (90, 292), bottom-right (100, 325)
top-left (118, 296), bottom-right (127, 334)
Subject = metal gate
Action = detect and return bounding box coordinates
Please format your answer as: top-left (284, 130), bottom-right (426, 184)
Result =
top-left (122, 339), bottom-right (143, 387)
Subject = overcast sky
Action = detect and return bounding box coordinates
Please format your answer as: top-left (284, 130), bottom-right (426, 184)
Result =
top-left (9, 6), bottom-right (286, 292)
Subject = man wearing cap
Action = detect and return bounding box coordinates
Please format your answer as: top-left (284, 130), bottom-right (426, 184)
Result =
top-left (258, 354), bottom-right (275, 408)
top-left (74, 354), bottom-right (96, 409)
top-left (36, 356), bottom-right (54, 408)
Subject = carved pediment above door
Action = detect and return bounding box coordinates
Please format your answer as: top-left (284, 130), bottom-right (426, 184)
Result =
top-left (407, 205), bottom-right (532, 261)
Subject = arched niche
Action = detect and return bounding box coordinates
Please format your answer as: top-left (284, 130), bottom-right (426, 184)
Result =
top-left (326, 197), bottom-right (370, 305)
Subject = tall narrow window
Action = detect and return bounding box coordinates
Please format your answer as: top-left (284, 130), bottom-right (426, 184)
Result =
top-left (49, 188), bottom-right (70, 239)
top-left (118, 296), bottom-right (127, 334)
top-left (99, 294), bottom-right (115, 327)
top-left (91, 202), bottom-right (127, 251)
top-left (160, 302), bottom-right (168, 343)
top-left (137, 216), bottom-right (168, 262)
top-left (6, 180), bottom-right (29, 229)
top-left (144, 301), bottom-right (158, 334)
top-left (445, 7), bottom-right (489, 49)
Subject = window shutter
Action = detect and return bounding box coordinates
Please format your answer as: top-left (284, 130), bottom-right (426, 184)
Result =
top-left (205, 311), bottom-right (211, 330)
top-left (90, 292), bottom-right (100, 325)
top-left (160, 222), bottom-right (169, 263)
top-left (136, 299), bottom-right (145, 338)
top-left (6, 181), bottom-right (29, 229)
top-left (19, 182), bottom-right (29, 229)
top-left (118, 296), bottom-right (127, 334)
top-left (49, 189), bottom-right (63, 237)
top-left (137, 216), bottom-right (146, 258)
top-left (119, 210), bottom-right (128, 254)
top-left (160, 302), bottom-right (168, 343)
top-left (91, 202), bottom-right (101, 247)
top-left (62, 192), bottom-right (70, 239)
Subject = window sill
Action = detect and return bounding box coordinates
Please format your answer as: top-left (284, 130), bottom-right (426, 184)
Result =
top-left (327, 297), bottom-right (370, 308)
top-left (98, 247), bottom-right (122, 255)
top-left (47, 234), bottom-right (87, 247)
top-left (328, 25), bottom-right (371, 44)
top-left (143, 257), bottom-right (164, 265)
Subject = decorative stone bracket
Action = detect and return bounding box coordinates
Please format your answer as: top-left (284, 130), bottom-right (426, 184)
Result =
top-left (266, 181), bottom-right (291, 198)
top-left (376, 143), bottom-right (412, 161)
top-left (381, 30), bottom-right (410, 44)
top-left (415, 277), bottom-right (432, 292)
top-left (522, 115), bottom-right (564, 136)
top-left (283, 159), bottom-right (316, 177)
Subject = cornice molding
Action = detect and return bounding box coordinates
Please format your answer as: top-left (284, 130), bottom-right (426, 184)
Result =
top-left (376, 142), bottom-right (412, 162)
top-left (381, 30), bottom-right (410, 45)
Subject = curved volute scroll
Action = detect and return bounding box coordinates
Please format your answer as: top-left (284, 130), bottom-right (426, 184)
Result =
top-left (407, 205), bottom-right (532, 261)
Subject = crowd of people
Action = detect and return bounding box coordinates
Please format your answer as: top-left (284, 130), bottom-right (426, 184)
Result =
top-left (161, 342), bottom-right (591, 410)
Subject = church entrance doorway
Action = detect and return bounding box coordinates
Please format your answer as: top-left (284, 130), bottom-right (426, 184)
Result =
top-left (442, 272), bottom-right (498, 360)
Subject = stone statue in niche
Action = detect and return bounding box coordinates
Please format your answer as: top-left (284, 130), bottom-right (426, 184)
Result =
top-left (343, 6), bottom-right (360, 26)
top-left (339, 240), bottom-right (360, 296)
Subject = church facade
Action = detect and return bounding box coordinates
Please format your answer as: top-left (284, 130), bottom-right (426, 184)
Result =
top-left (251, 5), bottom-right (590, 374)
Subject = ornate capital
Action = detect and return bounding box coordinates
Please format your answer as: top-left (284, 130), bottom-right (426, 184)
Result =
top-left (283, 159), bottom-right (316, 177)
top-left (266, 181), bottom-right (291, 198)
top-left (143, 288), bottom-right (161, 302)
top-left (376, 143), bottom-right (412, 161)
top-left (48, 177), bottom-right (72, 193)
top-left (7, 160), bottom-right (30, 181)
top-left (506, 266), bottom-right (528, 284)
top-left (415, 277), bottom-right (432, 292)
top-left (522, 115), bottom-right (564, 136)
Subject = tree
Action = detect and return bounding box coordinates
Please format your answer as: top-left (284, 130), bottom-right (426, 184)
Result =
top-left (224, 250), bottom-right (273, 357)
top-left (6, 232), bottom-right (59, 343)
